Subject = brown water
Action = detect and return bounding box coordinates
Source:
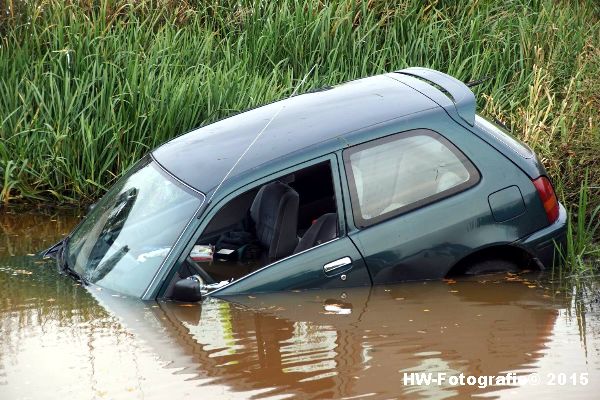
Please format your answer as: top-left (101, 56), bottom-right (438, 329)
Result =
top-left (1, 210), bottom-right (600, 399)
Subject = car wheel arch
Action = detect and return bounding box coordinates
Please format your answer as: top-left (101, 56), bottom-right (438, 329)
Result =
top-left (445, 244), bottom-right (537, 278)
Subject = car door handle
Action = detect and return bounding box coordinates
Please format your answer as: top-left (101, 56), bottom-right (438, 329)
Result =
top-left (323, 257), bottom-right (352, 274)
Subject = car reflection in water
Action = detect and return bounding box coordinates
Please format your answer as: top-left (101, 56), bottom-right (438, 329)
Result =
top-left (95, 278), bottom-right (562, 399)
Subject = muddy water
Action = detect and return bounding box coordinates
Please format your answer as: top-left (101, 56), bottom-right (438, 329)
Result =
top-left (1, 211), bottom-right (600, 399)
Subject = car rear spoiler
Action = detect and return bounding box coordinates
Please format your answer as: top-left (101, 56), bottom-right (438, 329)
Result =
top-left (392, 67), bottom-right (476, 126)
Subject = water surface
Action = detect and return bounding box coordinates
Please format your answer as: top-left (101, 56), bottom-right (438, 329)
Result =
top-left (1, 210), bottom-right (599, 399)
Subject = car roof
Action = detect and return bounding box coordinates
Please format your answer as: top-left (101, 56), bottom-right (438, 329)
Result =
top-left (152, 68), bottom-right (475, 195)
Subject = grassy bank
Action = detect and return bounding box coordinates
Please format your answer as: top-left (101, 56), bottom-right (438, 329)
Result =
top-left (1, 1), bottom-right (599, 261)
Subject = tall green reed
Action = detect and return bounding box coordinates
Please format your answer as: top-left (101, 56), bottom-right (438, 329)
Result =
top-left (559, 173), bottom-right (600, 273)
top-left (0, 1), bottom-right (598, 237)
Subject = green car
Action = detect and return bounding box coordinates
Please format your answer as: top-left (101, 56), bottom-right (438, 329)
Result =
top-left (45, 67), bottom-right (567, 301)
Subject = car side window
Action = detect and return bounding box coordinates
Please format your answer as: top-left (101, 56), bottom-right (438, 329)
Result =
top-left (344, 129), bottom-right (479, 228)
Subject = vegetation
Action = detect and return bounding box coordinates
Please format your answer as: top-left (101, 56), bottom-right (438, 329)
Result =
top-left (0, 1), bottom-right (598, 265)
top-left (558, 173), bottom-right (600, 275)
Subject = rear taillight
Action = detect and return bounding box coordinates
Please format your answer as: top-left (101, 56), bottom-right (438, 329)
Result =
top-left (532, 176), bottom-right (559, 224)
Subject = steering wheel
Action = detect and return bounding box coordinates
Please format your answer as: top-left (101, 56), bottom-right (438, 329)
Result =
top-left (185, 256), bottom-right (216, 284)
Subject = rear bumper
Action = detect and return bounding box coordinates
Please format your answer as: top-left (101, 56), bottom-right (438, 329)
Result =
top-left (515, 203), bottom-right (567, 270)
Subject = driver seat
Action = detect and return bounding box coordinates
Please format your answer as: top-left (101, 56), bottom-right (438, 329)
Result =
top-left (250, 181), bottom-right (299, 261)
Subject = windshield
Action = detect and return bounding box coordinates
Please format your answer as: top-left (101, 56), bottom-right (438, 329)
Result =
top-left (66, 157), bottom-right (204, 297)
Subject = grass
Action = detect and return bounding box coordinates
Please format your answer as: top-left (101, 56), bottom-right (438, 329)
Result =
top-left (558, 172), bottom-right (600, 275)
top-left (0, 0), bottom-right (599, 266)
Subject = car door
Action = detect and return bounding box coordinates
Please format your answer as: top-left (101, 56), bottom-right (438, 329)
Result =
top-left (212, 236), bottom-right (370, 295)
top-left (340, 129), bottom-right (482, 283)
top-left (202, 154), bottom-right (371, 297)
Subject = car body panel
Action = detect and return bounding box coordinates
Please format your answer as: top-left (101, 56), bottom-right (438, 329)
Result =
top-left (514, 203), bottom-right (568, 269)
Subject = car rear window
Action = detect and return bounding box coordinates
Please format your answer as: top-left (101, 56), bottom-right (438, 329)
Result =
top-left (344, 129), bottom-right (479, 228)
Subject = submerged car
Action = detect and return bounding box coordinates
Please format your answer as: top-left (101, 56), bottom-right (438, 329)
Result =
top-left (45, 67), bottom-right (567, 301)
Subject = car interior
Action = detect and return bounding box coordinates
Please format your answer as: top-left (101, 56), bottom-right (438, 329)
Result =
top-left (349, 134), bottom-right (470, 220)
top-left (168, 161), bottom-right (339, 290)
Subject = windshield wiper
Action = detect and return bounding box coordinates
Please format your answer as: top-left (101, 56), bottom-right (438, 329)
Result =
top-left (62, 263), bottom-right (89, 285)
top-left (42, 237), bottom-right (66, 258)
top-left (57, 237), bottom-right (89, 285)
